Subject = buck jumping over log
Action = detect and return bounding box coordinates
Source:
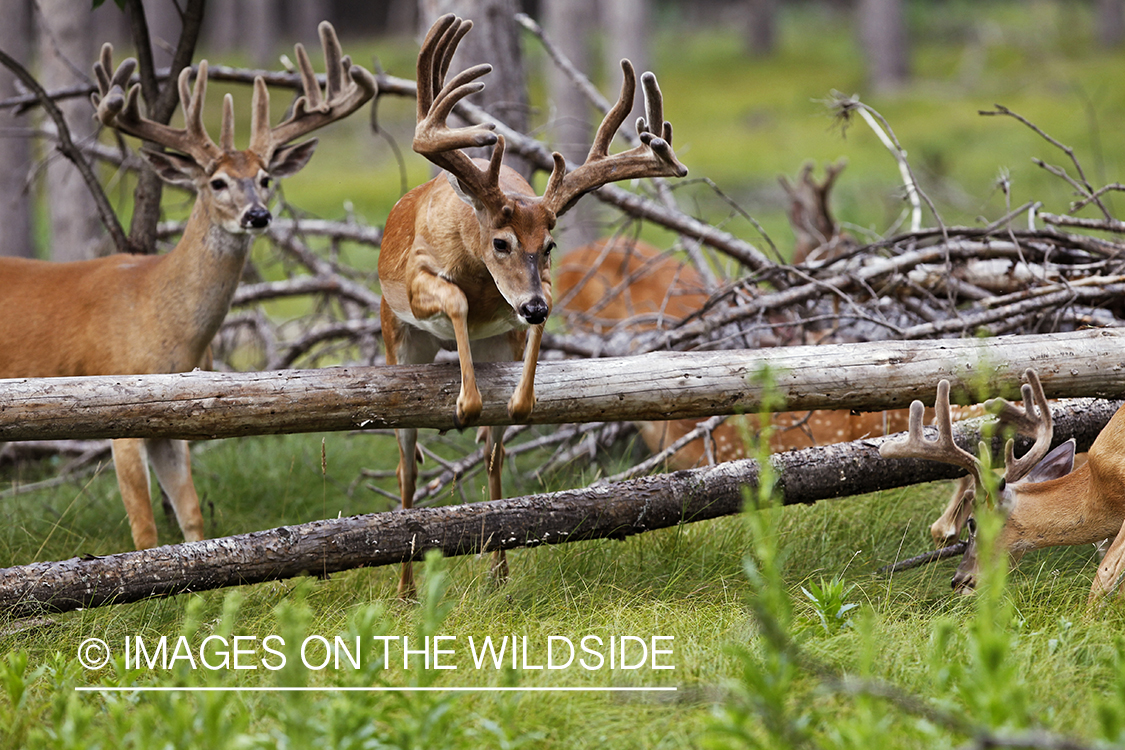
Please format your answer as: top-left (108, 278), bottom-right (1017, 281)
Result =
top-left (880, 370), bottom-right (1125, 600)
top-left (0, 23), bottom-right (375, 551)
top-left (378, 14), bottom-right (687, 596)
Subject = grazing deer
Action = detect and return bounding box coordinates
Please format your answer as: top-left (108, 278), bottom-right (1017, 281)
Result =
top-left (556, 237), bottom-right (915, 468)
top-left (378, 15), bottom-right (687, 596)
top-left (880, 370), bottom-right (1125, 599)
top-left (0, 23), bottom-right (375, 550)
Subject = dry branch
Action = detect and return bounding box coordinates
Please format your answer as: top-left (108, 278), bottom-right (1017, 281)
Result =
top-left (2, 329), bottom-right (1125, 442)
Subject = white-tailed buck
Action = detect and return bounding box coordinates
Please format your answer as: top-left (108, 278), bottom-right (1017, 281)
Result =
top-left (0, 23), bottom-right (375, 550)
top-left (880, 370), bottom-right (1125, 599)
top-left (378, 15), bottom-right (687, 595)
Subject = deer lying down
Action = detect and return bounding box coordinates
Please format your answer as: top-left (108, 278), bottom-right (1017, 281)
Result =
top-left (880, 370), bottom-right (1125, 600)
top-left (555, 237), bottom-right (917, 468)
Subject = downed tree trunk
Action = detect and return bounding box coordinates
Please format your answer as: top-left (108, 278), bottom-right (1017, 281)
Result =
top-left (1, 329), bottom-right (1124, 441)
top-left (1, 398), bottom-right (1117, 617)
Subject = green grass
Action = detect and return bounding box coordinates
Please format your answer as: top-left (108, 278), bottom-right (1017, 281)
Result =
top-left (8, 1), bottom-right (1125, 746)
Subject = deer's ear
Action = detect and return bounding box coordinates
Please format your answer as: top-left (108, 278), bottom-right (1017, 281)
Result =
top-left (140, 148), bottom-right (203, 188)
top-left (446, 171), bottom-right (485, 213)
top-left (269, 139), bottom-right (318, 178)
top-left (1023, 438), bottom-right (1076, 484)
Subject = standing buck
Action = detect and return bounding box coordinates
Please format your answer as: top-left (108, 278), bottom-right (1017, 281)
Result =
top-left (378, 15), bottom-right (687, 595)
top-left (880, 370), bottom-right (1125, 599)
top-left (0, 23), bottom-right (375, 550)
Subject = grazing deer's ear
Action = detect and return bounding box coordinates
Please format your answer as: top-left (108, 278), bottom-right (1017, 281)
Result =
top-left (1022, 438), bottom-right (1076, 484)
top-left (140, 148), bottom-right (204, 188)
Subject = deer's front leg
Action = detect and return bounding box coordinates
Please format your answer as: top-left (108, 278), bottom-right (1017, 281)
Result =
top-left (1090, 520), bottom-right (1125, 602)
top-left (409, 271), bottom-right (481, 427)
top-left (111, 438), bottom-right (157, 549)
top-left (508, 323), bottom-right (543, 421)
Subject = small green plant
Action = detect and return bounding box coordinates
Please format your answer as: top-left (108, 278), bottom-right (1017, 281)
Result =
top-left (800, 576), bottom-right (859, 635)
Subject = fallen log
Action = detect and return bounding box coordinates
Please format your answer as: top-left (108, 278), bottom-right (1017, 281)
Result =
top-left (2, 397), bottom-right (1117, 617)
top-left (1, 329), bottom-right (1124, 441)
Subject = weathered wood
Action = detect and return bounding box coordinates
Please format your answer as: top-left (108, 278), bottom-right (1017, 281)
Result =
top-left (0, 397), bottom-right (1118, 617)
top-left (0, 329), bottom-right (1124, 441)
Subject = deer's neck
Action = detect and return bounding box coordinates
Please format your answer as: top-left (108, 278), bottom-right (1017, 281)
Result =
top-left (1004, 462), bottom-right (1122, 551)
top-left (146, 198), bottom-right (254, 365)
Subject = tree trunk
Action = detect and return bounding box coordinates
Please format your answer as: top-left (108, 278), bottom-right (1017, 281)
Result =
top-left (418, 0), bottom-right (532, 180)
top-left (2, 329), bottom-right (1125, 441)
top-left (1, 396), bottom-right (1117, 617)
top-left (244, 0), bottom-right (282, 68)
top-left (543, 0), bottom-right (599, 249)
top-left (744, 0), bottom-right (778, 57)
top-left (287, 0), bottom-right (332, 45)
top-left (204, 0), bottom-right (240, 53)
top-left (604, 0), bottom-right (651, 120)
top-left (857, 0), bottom-right (909, 93)
top-left (0, 0), bottom-right (33, 258)
top-left (37, 0), bottom-right (104, 261)
top-left (1097, 0), bottom-right (1125, 48)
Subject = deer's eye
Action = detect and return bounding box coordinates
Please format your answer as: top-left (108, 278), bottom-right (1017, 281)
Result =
top-left (209, 178), bottom-right (227, 191)
top-left (493, 238), bottom-right (510, 254)
top-left (543, 241), bottom-right (556, 260)
top-left (259, 176), bottom-right (272, 189)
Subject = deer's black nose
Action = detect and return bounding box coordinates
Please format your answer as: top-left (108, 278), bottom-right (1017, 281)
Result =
top-left (243, 206), bottom-right (272, 229)
top-left (519, 298), bottom-right (549, 325)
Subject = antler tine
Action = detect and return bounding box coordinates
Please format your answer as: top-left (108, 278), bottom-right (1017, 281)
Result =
top-left (879, 380), bottom-right (987, 487)
top-left (91, 44), bottom-right (135, 128)
top-left (987, 369), bottom-right (1054, 482)
top-left (412, 15), bottom-right (503, 208)
top-left (251, 21), bottom-right (377, 161)
top-left (178, 62), bottom-right (221, 157)
top-left (93, 45), bottom-right (221, 166)
top-left (219, 93), bottom-right (235, 151)
top-left (541, 60), bottom-right (688, 218)
top-left (587, 59), bottom-right (637, 162)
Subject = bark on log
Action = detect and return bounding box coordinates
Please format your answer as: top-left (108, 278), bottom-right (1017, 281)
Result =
top-left (1, 329), bottom-right (1124, 441)
top-left (1, 397), bottom-right (1117, 617)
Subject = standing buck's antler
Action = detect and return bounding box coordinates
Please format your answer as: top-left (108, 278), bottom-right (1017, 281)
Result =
top-left (540, 59), bottom-right (687, 217)
top-left (93, 21), bottom-right (375, 164)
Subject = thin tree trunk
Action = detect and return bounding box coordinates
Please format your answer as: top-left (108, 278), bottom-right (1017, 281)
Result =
top-left (123, 0), bottom-right (206, 255)
top-left (37, 0), bottom-right (104, 261)
top-left (604, 0), bottom-right (651, 120)
top-left (244, 0), bottom-right (281, 68)
top-left (1097, 0), bottom-right (1125, 48)
top-left (543, 0), bottom-right (599, 249)
top-left (857, 0), bottom-right (909, 93)
top-left (0, 0), bottom-right (33, 258)
top-left (745, 0), bottom-right (778, 57)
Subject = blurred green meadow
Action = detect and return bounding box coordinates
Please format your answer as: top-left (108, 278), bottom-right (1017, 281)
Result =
top-left (5, 2), bottom-right (1125, 747)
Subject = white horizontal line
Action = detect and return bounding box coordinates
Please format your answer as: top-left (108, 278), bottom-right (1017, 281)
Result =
top-left (76, 686), bottom-right (678, 693)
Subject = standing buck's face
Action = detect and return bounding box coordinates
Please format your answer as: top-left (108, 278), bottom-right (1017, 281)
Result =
top-left (141, 143), bottom-right (317, 236)
top-left (470, 196), bottom-right (555, 327)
